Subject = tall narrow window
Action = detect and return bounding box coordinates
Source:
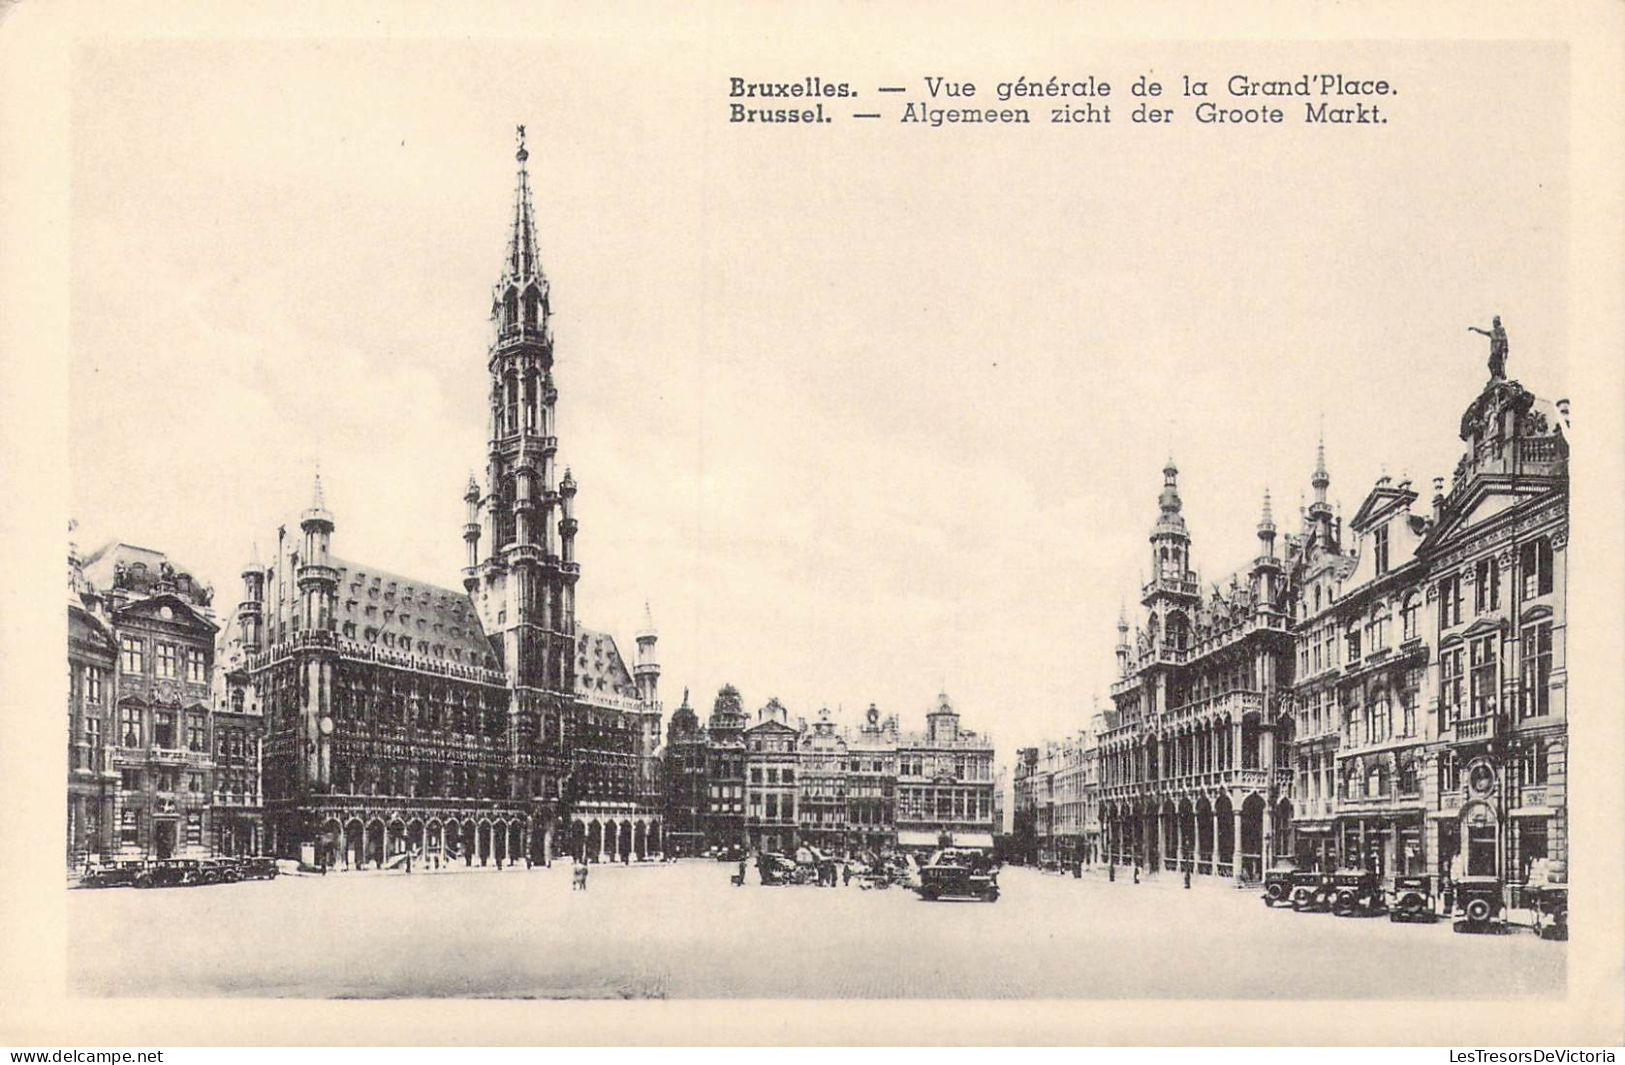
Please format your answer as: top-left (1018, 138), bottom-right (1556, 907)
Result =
top-left (1439, 574), bottom-right (1463, 628)
top-left (1521, 622), bottom-right (1553, 718)
top-left (1400, 593), bottom-right (1419, 642)
top-left (1373, 525), bottom-right (1390, 575)
top-left (156, 642), bottom-right (178, 679)
top-left (120, 705), bottom-right (142, 747)
top-left (1440, 647), bottom-right (1465, 727)
top-left (120, 636), bottom-right (144, 674)
top-left (1521, 537), bottom-right (1554, 598)
top-left (1469, 634), bottom-right (1498, 718)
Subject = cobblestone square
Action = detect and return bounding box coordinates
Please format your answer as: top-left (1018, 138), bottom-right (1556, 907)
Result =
top-left (68, 862), bottom-right (1563, 999)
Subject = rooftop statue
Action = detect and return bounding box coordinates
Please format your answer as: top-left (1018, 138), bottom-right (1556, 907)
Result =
top-left (1467, 315), bottom-right (1508, 380)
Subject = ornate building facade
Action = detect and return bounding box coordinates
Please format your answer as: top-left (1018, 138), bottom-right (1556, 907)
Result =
top-left (1037, 314), bottom-right (1568, 901)
top-left (232, 128), bottom-right (661, 868)
top-left (68, 542), bottom-right (220, 865)
top-left (1098, 461), bottom-right (1298, 883)
top-left (894, 692), bottom-right (997, 853)
top-left (662, 689), bottom-right (709, 856)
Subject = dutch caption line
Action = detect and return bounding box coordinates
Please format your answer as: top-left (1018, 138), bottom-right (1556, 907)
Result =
top-left (728, 73), bottom-right (1394, 126)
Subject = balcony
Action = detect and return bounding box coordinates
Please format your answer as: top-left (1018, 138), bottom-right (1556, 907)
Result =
top-left (1449, 714), bottom-right (1498, 746)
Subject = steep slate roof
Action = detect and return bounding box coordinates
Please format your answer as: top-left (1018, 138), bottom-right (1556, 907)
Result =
top-left (331, 556), bottom-right (496, 667)
top-left (574, 628), bottom-right (638, 701)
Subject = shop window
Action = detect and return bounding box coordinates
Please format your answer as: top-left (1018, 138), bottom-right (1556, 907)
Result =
top-left (1467, 823), bottom-right (1498, 877)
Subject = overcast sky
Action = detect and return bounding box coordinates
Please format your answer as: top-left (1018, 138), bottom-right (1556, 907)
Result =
top-left (67, 34), bottom-right (1568, 761)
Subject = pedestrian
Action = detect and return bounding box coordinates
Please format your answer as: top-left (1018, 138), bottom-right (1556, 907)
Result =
top-left (1132, 864), bottom-right (1140, 885)
top-left (406, 853), bottom-right (412, 874)
top-left (1183, 869), bottom-right (1191, 890)
top-left (736, 857), bottom-right (747, 887)
top-left (1109, 863), bottom-right (1115, 882)
top-left (842, 863), bottom-right (851, 887)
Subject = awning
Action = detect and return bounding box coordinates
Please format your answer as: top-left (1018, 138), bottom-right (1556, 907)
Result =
top-left (896, 830), bottom-right (942, 847)
top-left (950, 832), bottom-right (995, 849)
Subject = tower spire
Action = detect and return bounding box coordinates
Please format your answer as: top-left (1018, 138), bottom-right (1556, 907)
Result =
top-left (505, 124), bottom-right (541, 284)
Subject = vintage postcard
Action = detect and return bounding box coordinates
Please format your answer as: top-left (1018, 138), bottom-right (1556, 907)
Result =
top-left (0, 0), bottom-right (1620, 1048)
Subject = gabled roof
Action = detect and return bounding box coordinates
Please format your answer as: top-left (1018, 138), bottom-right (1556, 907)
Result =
top-left (1419, 477), bottom-right (1564, 558)
top-left (114, 591), bottom-right (220, 634)
top-left (1349, 483), bottom-right (1419, 533)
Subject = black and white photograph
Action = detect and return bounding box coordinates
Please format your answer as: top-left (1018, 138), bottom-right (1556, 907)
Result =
top-left (1, 0), bottom-right (1621, 1050)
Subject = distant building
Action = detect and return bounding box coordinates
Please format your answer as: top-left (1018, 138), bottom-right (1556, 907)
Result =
top-left (845, 704), bottom-right (898, 854)
top-left (894, 692), bottom-right (996, 853)
top-left (662, 689), bottom-right (708, 856)
top-left (797, 708), bottom-right (848, 852)
top-left (704, 685), bottom-right (748, 850)
top-left (744, 699), bottom-right (799, 853)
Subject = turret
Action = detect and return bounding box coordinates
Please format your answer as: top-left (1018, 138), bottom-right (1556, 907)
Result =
top-left (462, 473), bottom-right (482, 591)
top-left (1114, 605), bottom-right (1130, 677)
top-left (1307, 433), bottom-right (1334, 550)
top-left (297, 472), bottom-right (338, 633)
top-left (1146, 456), bottom-right (1194, 591)
top-left (1251, 489), bottom-right (1282, 606)
top-left (558, 467), bottom-right (578, 564)
top-left (634, 600), bottom-right (661, 711)
top-left (238, 541), bottom-right (265, 652)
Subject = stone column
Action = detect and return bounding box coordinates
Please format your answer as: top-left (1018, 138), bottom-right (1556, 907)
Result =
top-left (1155, 811), bottom-right (1166, 872)
top-left (1232, 808), bottom-right (1244, 884)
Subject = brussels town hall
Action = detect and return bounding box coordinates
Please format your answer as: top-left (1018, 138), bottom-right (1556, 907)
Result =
top-left (222, 128), bottom-right (664, 869)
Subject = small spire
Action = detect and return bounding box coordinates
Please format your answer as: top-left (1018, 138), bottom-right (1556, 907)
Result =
top-left (311, 467), bottom-right (325, 509)
top-left (503, 123), bottom-right (542, 284)
top-left (1258, 487), bottom-right (1276, 533)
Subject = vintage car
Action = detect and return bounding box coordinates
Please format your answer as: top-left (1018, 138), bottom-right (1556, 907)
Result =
top-left (238, 856), bottom-right (281, 881)
top-left (134, 858), bottom-right (205, 889)
top-left (1261, 861), bottom-right (1299, 907)
top-left (916, 848), bottom-right (999, 902)
top-left (1530, 882), bottom-right (1568, 941)
top-left (80, 859), bottom-right (147, 889)
top-left (1288, 870), bottom-right (1335, 912)
top-left (1388, 874), bottom-right (1436, 922)
top-left (1330, 868), bottom-right (1385, 917)
top-left (1452, 875), bottom-right (1505, 933)
top-left (757, 852), bottom-right (808, 886)
top-left (197, 858), bottom-right (243, 884)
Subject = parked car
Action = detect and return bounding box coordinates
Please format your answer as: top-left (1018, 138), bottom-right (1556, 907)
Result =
top-left (1530, 882), bottom-right (1568, 941)
top-left (1330, 868), bottom-right (1385, 917)
top-left (1388, 875), bottom-right (1436, 922)
top-left (1289, 870), bottom-right (1335, 912)
top-left (1261, 861), bottom-right (1298, 907)
top-left (1453, 875), bottom-right (1504, 933)
top-left (197, 858), bottom-right (243, 884)
top-left (134, 858), bottom-right (205, 888)
top-left (756, 851), bottom-right (801, 886)
top-left (239, 856), bottom-right (281, 881)
top-left (80, 859), bottom-right (147, 889)
top-left (916, 848), bottom-right (999, 902)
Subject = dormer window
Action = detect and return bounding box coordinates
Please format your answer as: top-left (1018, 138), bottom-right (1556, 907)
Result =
top-left (1373, 524), bottom-right (1390, 575)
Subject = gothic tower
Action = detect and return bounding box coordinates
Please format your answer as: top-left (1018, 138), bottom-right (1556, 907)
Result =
top-left (1142, 458), bottom-right (1199, 654)
top-left (462, 126), bottom-right (578, 816)
top-left (295, 473), bottom-right (337, 791)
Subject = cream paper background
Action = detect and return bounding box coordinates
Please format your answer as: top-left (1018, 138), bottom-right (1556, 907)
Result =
top-left (1, 0), bottom-right (1621, 1046)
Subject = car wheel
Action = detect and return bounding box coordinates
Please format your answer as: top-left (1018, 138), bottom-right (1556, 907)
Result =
top-left (1464, 897), bottom-right (1493, 924)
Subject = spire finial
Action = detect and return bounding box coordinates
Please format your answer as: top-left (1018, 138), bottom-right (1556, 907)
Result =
top-left (312, 465), bottom-right (325, 509)
top-left (515, 123), bottom-right (528, 163)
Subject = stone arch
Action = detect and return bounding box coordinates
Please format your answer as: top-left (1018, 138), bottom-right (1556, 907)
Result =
top-left (461, 820), bottom-right (477, 866)
top-left (1195, 795), bottom-right (1214, 873)
top-left (366, 818), bottom-right (386, 866)
top-left (1214, 793), bottom-right (1235, 877)
top-left (1240, 792), bottom-right (1267, 882)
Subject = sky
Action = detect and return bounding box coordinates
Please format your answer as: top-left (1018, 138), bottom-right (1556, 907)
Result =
top-left (67, 33), bottom-right (1569, 763)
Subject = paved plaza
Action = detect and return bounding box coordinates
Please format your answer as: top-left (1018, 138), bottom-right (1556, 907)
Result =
top-left (67, 862), bottom-right (1564, 999)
